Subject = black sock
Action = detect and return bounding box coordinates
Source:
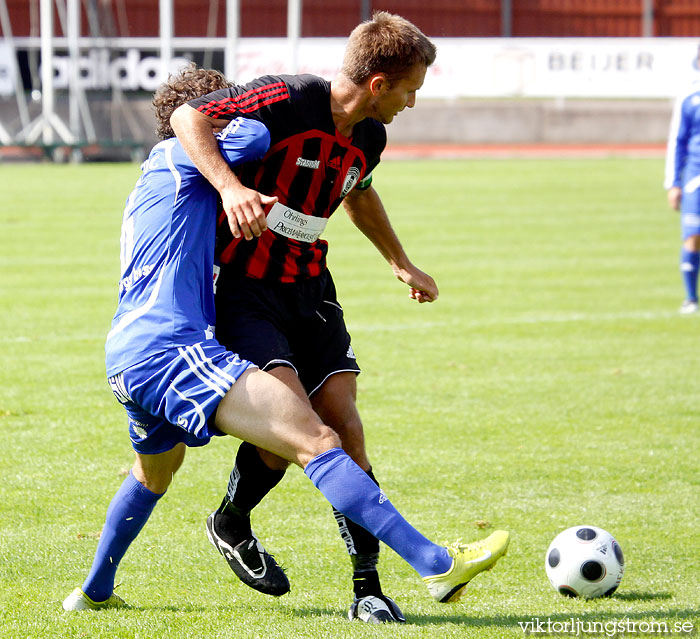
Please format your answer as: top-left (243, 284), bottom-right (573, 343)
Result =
top-left (333, 467), bottom-right (384, 598)
top-left (216, 441), bottom-right (286, 541)
top-left (352, 564), bottom-right (383, 599)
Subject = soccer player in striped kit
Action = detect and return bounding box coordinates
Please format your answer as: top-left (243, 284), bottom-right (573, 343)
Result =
top-left (62, 63), bottom-right (510, 617)
top-left (665, 44), bottom-right (700, 314)
top-left (171, 12), bottom-right (507, 622)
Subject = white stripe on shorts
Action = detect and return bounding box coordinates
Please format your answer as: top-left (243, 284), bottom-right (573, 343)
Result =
top-left (171, 383), bottom-right (207, 436)
top-left (191, 343), bottom-right (238, 386)
top-left (108, 372), bottom-right (132, 404)
top-left (177, 345), bottom-right (229, 398)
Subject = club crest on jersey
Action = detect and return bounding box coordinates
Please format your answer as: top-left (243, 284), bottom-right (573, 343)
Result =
top-left (296, 157), bottom-right (320, 169)
top-left (341, 167), bottom-right (361, 197)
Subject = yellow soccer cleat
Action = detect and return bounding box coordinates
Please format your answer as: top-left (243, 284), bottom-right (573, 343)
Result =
top-left (423, 530), bottom-right (510, 603)
top-left (62, 587), bottom-right (128, 611)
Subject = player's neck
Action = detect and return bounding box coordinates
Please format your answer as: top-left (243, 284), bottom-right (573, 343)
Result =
top-left (330, 74), bottom-right (371, 138)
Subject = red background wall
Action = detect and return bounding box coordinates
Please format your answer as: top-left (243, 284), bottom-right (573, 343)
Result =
top-left (4, 0), bottom-right (700, 38)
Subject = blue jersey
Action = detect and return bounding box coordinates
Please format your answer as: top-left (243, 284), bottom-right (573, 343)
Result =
top-left (105, 117), bottom-right (270, 376)
top-left (665, 80), bottom-right (700, 190)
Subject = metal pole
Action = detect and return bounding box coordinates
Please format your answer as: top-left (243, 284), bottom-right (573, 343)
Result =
top-left (24, 0), bottom-right (73, 146)
top-left (287, 0), bottom-right (301, 74)
top-left (40, 0), bottom-right (54, 144)
top-left (66, 0), bottom-right (95, 145)
top-left (225, 0), bottom-right (240, 80)
top-left (501, 0), bottom-right (512, 38)
top-left (67, 0), bottom-right (80, 139)
top-left (642, 0), bottom-right (654, 37)
top-left (360, 0), bottom-right (371, 23)
top-left (0, 0), bottom-right (31, 132)
top-left (159, 0), bottom-right (173, 82)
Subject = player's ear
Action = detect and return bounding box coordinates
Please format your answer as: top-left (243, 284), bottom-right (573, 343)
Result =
top-left (368, 73), bottom-right (388, 96)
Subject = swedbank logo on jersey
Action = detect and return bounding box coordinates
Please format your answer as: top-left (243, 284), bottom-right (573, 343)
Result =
top-left (341, 167), bottom-right (361, 197)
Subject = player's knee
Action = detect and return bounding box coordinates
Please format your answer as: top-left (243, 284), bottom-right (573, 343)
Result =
top-left (314, 423), bottom-right (342, 455)
top-left (298, 423), bottom-right (342, 467)
top-left (133, 467), bottom-right (175, 494)
top-left (685, 234), bottom-right (700, 251)
top-left (132, 445), bottom-right (185, 494)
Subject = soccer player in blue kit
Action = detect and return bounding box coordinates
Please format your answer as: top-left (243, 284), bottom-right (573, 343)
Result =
top-left (62, 64), bottom-right (510, 614)
top-left (665, 44), bottom-right (700, 314)
top-left (170, 11), bottom-right (508, 623)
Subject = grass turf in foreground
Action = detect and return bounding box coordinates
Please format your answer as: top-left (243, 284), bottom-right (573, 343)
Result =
top-left (0, 158), bottom-right (697, 638)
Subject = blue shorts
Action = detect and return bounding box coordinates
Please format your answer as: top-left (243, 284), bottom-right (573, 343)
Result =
top-left (108, 340), bottom-right (256, 454)
top-left (682, 169), bottom-right (700, 239)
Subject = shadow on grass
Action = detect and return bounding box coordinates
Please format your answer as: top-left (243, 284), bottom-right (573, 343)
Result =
top-left (126, 596), bottom-right (695, 628)
top-left (121, 604), bottom-right (211, 613)
top-left (136, 602), bottom-right (344, 618)
top-left (611, 590), bottom-right (673, 602)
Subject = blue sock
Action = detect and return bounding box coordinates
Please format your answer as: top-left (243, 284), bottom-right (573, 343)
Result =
top-left (304, 448), bottom-right (452, 577)
top-left (680, 248), bottom-right (700, 302)
top-left (82, 471), bottom-right (164, 602)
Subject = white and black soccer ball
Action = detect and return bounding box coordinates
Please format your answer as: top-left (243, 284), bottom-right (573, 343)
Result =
top-left (545, 525), bottom-right (625, 599)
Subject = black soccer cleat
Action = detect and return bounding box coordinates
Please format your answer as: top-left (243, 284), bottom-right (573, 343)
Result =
top-left (348, 595), bottom-right (406, 624)
top-left (206, 511), bottom-right (290, 596)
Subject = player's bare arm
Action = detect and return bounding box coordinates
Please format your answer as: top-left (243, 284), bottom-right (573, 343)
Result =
top-left (170, 104), bottom-right (277, 239)
top-left (342, 185), bottom-right (438, 303)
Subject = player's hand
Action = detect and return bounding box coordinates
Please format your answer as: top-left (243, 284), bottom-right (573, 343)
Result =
top-left (667, 186), bottom-right (682, 211)
top-left (393, 264), bottom-right (439, 303)
top-left (221, 181), bottom-right (278, 240)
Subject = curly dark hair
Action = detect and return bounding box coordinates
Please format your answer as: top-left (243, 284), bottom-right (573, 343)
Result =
top-left (153, 62), bottom-right (233, 140)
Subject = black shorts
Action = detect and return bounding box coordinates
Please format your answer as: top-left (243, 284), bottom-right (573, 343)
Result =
top-left (215, 268), bottom-right (360, 396)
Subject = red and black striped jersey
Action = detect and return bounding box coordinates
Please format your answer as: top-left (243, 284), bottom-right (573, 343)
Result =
top-left (188, 74), bottom-right (386, 283)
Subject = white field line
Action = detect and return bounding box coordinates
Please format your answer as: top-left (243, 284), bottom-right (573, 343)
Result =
top-left (2, 310), bottom-right (682, 343)
top-left (349, 309), bottom-right (680, 333)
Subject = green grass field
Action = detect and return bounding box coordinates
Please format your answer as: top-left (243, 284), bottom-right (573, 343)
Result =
top-left (1, 156), bottom-right (698, 638)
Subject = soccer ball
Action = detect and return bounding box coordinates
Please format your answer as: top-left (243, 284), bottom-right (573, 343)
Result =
top-left (545, 526), bottom-right (625, 599)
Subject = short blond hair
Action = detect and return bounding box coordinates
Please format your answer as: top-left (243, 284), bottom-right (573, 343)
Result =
top-left (341, 11), bottom-right (436, 85)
